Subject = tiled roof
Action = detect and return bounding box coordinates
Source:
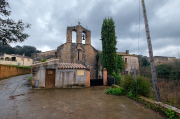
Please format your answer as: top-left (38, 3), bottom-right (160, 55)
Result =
top-left (58, 63), bottom-right (86, 69)
top-left (31, 59), bottom-right (59, 66)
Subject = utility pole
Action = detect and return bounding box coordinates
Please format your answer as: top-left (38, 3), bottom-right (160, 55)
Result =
top-left (141, 0), bottom-right (160, 101)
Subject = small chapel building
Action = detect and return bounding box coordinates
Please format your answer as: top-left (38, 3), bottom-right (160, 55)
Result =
top-left (31, 24), bottom-right (102, 88)
top-left (32, 23), bottom-right (139, 88)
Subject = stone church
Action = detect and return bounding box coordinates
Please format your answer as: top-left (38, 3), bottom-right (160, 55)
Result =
top-left (35, 23), bottom-right (99, 79)
top-left (57, 24), bottom-right (98, 78)
top-left (34, 23), bottom-right (139, 79)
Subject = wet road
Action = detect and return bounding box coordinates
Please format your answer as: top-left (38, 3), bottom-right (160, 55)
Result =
top-left (0, 74), bottom-right (165, 119)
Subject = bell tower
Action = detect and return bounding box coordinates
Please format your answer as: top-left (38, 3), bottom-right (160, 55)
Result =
top-left (66, 23), bottom-right (91, 45)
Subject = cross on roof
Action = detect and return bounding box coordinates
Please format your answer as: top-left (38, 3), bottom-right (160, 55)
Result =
top-left (78, 21), bottom-right (81, 25)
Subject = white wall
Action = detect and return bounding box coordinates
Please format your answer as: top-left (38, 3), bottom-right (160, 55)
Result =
top-left (0, 61), bottom-right (18, 65)
top-left (34, 64), bottom-right (87, 88)
top-left (55, 69), bottom-right (86, 88)
top-left (2, 54), bottom-right (33, 66)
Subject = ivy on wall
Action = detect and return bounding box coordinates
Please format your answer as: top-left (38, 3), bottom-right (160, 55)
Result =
top-left (117, 55), bottom-right (125, 71)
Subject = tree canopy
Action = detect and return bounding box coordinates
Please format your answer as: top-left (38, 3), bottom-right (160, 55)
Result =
top-left (0, 42), bottom-right (41, 57)
top-left (100, 17), bottom-right (117, 74)
top-left (0, 0), bottom-right (31, 45)
top-left (138, 55), bottom-right (149, 67)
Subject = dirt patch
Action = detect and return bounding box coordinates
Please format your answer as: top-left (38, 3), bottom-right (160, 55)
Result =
top-left (9, 94), bottom-right (25, 100)
top-left (9, 96), bottom-right (16, 100)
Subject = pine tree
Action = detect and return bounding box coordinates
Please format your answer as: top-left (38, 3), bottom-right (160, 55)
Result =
top-left (100, 17), bottom-right (117, 74)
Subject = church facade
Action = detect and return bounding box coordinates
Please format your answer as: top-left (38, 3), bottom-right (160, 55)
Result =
top-left (34, 24), bottom-right (99, 79)
top-left (56, 24), bottom-right (98, 78)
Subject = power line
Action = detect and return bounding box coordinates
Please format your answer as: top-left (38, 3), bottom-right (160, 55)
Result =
top-left (138, 0), bottom-right (140, 54)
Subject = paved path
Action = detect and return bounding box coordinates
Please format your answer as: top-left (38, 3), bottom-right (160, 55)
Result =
top-left (0, 74), bottom-right (165, 119)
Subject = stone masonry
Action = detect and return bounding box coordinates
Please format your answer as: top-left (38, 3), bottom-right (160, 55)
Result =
top-left (33, 24), bottom-right (98, 79)
top-left (57, 24), bottom-right (98, 79)
top-left (34, 50), bottom-right (57, 62)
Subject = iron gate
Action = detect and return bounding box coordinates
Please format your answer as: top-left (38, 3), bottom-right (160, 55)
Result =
top-left (107, 75), bottom-right (115, 86)
top-left (90, 79), bottom-right (103, 86)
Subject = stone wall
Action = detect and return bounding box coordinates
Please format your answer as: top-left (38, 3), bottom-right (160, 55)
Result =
top-left (152, 56), bottom-right (176, 65)
top-left (57, 43), bottom-right (72, 63)
top-left (31, 60), bottom-right (59, 87)
top-left (57, 43), bottom-right (98, 79)
top-left (34, 50), bottom-right (57, 62)
top-left (0, 64), bottom-right (31, 79)
top-left (122, 55), bottom-right (139, 74)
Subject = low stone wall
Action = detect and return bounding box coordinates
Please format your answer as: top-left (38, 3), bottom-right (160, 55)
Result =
top-left (137, 96), bottom-right (180, 118)
top-left (0, 64), bottom-right (31, 79)
top-left (111, 84), bottom-right (180, 118)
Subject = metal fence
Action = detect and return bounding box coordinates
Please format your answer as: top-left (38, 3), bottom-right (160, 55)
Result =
top-left (107, 75), bottom-right (115, 86)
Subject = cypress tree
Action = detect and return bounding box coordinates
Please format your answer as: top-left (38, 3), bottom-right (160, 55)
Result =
top-left (100, 17), bottom-right (117, 74)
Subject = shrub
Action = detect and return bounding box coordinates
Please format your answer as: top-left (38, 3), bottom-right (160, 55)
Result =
top-left (41, 59), bottom-right (46, 62)
top-left (127, 90), bottom-right (136, 99)
top-left (156, 64), bottom-right (172, 76)
top-left (105, 87), bottom-right (126, 95)
top-left (137, 75), bottom-right (151, 97)
top-left (112, 72), bottom-right (121, 85)
top-left (165, 109), bottom-right (178, 119)
top-left (105, 88), bottom-right (112, 94)
top-left (121, 75), bottom-right (151, 97)
top-left (120, 75), bottom-right (136, 93)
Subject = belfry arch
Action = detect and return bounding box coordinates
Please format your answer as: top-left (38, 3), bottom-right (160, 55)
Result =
top-left (72, 30), bottom-right (76, 43)
top-left (66, 24), bottom-right (91, 45)
top-left (57, 23), bottom-right (98, 79)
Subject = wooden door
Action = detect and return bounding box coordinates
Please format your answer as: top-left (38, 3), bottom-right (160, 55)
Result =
top-left (45, 69), bottom-right (55, 88)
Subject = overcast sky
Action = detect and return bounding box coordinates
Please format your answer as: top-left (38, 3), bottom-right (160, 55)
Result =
top-left (8, 0), bottom-right (180, 58)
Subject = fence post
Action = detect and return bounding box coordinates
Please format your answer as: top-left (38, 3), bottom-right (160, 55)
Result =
top-left (86, 68), bottom-right (90, 87)
top-left (103, 68), bottom-right (107, 86)
top-left (114, 74), bottom-right (115, 84)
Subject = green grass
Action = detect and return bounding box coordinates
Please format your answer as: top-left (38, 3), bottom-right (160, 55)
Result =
top-left (28, 76), bottom-right (32, 80)
top-left (6, 64), bottom-right (31, 68)
top-left (27, 76), bottom-right (32, 86)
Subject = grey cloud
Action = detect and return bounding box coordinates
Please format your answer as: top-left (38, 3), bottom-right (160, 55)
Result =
top-left (7, 0), bottom-right (180, 58)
